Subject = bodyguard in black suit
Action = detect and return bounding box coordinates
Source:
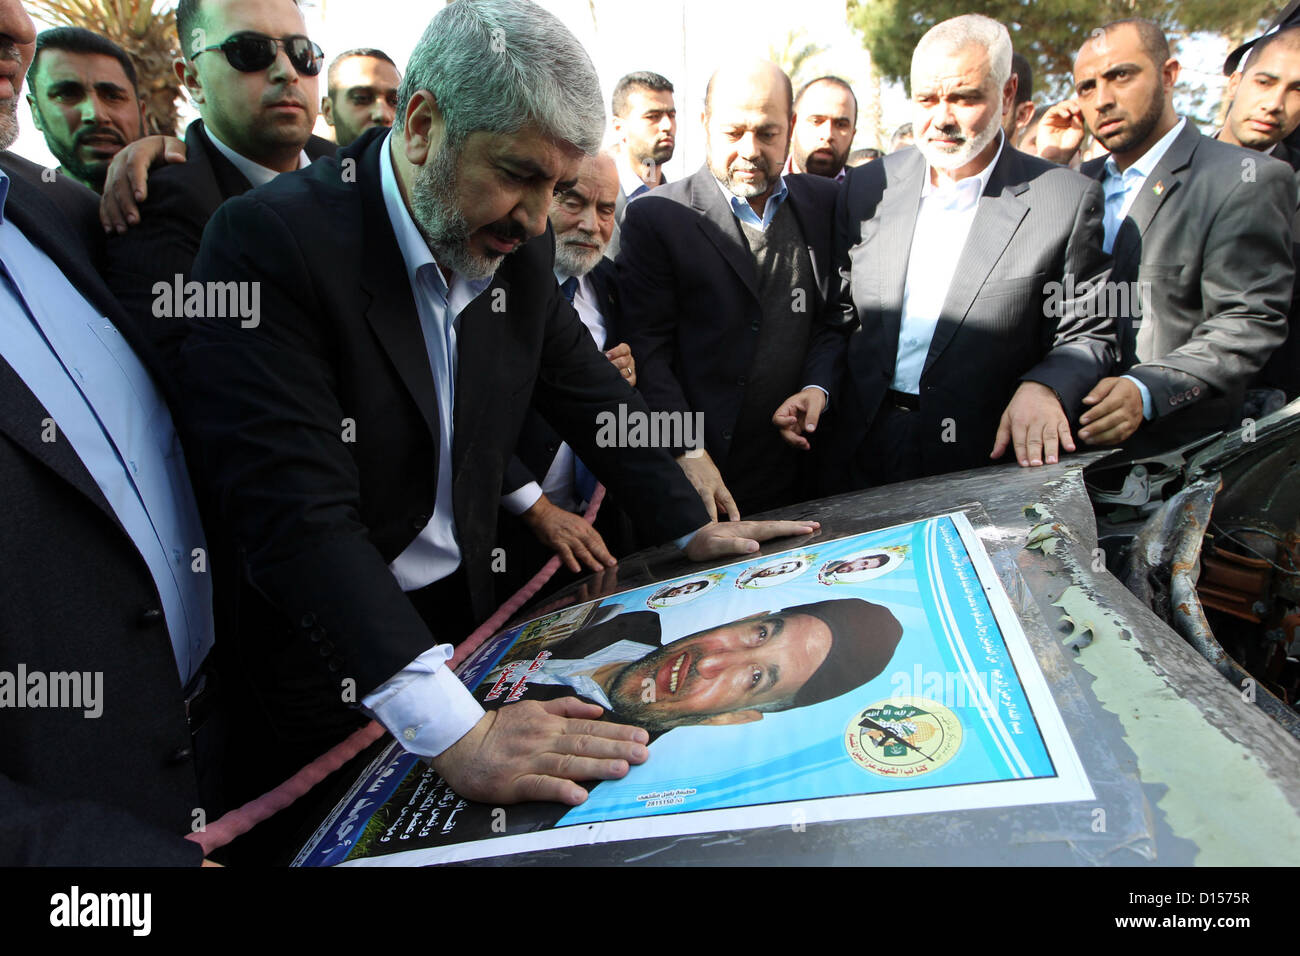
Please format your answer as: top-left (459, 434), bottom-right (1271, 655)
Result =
top-left (0, 6), bottom-right (212, 859)
top-left (1069, 20), bottom-right (1295, 454)
top-left (617, 59), bottom-right (843, 519)
top-left (1215, 26), bottom-right (1300, 401)
top-left (178, 0), bottom-right (816, 823)
top-left (103, 0), bottom-right (336, 376)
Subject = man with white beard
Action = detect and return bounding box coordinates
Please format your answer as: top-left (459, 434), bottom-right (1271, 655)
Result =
top-left (795, 13), bottom-right (1116, 488)
top-left (495, 151), bottom-right (643, 597)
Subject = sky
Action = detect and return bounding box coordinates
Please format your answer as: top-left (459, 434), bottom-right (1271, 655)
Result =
top-left (10, 0), bottom-right (1236, 173)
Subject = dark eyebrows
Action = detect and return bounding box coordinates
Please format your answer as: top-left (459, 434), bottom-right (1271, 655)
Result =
top-left (45, 79), bottom-right (87, 96)
top-left (1103, 62), bottom-right (1142, 79)
top-left (767, 663), bottom-right (780, 690)
top-left (500, 155), bottom-right (571, 188)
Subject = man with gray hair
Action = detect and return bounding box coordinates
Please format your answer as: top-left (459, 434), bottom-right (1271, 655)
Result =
top-left (801, 13), bottom-right (1115, 489)
top-left (177, 0), bottom-right (818, 842)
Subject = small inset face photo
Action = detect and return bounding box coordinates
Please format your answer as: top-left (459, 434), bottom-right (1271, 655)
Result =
top-left (735, 555), bottom-right (814, 589)
top-left (818, 549), bottom-right (905, 585)
top-left (647, 576), bottom-right (720, 608)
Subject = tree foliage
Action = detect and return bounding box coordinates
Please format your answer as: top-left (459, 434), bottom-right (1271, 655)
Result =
top-left (847, 0), bottom-right (1284, 102)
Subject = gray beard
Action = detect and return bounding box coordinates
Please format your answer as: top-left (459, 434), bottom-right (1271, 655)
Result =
top-left (917, 116), bottom-right (1000, 172)
top-left (554, 234), bottom-right (604, 277)
top-left (408, 141), bottom-right (501, 281)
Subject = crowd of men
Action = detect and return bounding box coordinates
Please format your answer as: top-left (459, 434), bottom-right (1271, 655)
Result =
top-left (2, 0), bottom-right (1297, 865)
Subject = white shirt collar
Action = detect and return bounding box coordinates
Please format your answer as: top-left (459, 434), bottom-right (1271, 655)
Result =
top-left (204, 124), bottom-right (310, 188)
top-left (921, 128), bottom-right (1006, 202)
top-left (1104, 116), bottom-right (1187, 183)
top-left (617, 148), bottom-right (656, 197)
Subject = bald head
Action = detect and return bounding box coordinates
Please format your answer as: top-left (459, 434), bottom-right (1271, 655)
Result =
top-left (704, 58), bottom-right (793, 123)
top-left (702, 58), bottom-right (794, 206)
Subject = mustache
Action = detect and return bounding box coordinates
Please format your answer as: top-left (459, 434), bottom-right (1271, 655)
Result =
top-left (0, 40), bottom-right (21, 63)
top-left (73, 125), bottom-right (125, 149)
top-left (928, 124), bottom-right (966, 143)
top-left (486, 220), bottom-right (528, 244)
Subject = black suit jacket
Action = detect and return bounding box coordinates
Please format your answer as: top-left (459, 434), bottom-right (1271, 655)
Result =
top-left (828, 143), bottom-right (1115, 481)
top-left (0, 151), bottom-right (203, 865)
top-left (179, 129), bottom-right (709, 771)
top-left (1258, 137), bottom-right (1300, 399)
top-left (104, 119), bottom-right (336, 378)
top-left (1081, 122), bottom-right (1295, 449)
top-left (505, 257), bottom-right (622, 491)
top-left (615, 166), bottom-right (843, 469)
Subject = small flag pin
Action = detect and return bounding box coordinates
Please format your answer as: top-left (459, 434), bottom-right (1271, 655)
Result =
top-left (1152, 180), bottom-right (1165, 196)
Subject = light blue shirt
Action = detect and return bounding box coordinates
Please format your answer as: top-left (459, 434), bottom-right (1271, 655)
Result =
top-left (1103, 118), bottom-right (1186, 420)
top-left (362, 133), bottom-right (495, 759)
top-left (893, 132), bottom-right (1005, 394)
top-left (0, 170), bottom-right (213, 685)
top-left (379, 131), bottom-right (494, 592)
top-left (714, 171), bottom-right (790, 231)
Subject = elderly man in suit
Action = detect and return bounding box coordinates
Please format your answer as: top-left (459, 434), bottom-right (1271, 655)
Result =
top-left (179, 0), bottom-right (817, 826)
top-left (101, 0), bottom-right (336, 376)
top-left (0, 0), bottom-right (215, 864)
top-left (790, 14), bottom-right (1115, 489)
top-left (1066, 18), bottom-right (1295, 453)
top-left (1216, 24), bottom-right (1300, 401)
top-left (495, 150), bottom-right (640, 600)
top-left (618, 58), bottom-right (842, 519)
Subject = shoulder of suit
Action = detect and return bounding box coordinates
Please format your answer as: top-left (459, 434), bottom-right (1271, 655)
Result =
top-left (784, 171), bottom-right (840, 205)
top-left (0, 149), bottom-right (99, 221)
top-left (1193, 130), bottom-right (1294, 182)
top-left (1008, 147), bottom-right (1097, 197)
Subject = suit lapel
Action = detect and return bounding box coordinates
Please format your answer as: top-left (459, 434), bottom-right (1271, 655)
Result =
top-left (1109, 123), bottom-right (1196, 266)
top-left (783, 177), bottom-right (829, 307)
top-left (875, 150), bottom-right (927, 354)
top-left (689, 168), bottom-right (759, 298)
top-left (923, 146), bottom-right (1029, 375)
top-left (0, 356), bottom-right (122, 529)
top-left (357, 136), bottom-right (441, 445)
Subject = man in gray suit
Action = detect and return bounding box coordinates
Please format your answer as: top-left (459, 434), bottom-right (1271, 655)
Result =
top-left (790, 14), bottom-right (1115, 488)
top-left (1069, 18), bottom-right (1295, 453)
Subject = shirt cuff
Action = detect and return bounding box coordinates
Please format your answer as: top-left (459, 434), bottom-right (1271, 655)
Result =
top-left (803, 384), bottom-right (829, 411)
top-left (501, 481), bottom-right (543, 516)
top-left (362, 644), bottom-right (485, 758)
top-left (1121, 374), bottom-right (1154, 420)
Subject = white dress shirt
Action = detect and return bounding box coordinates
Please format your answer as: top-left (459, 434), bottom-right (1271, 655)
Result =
top-left (360, 132), bottom-right (495, 759)
top-left (506, 269), bottom-right (610, 515)
top-left (892, 132), bottom-right (1006, 394)
top-left (1102, 118), bottom-right (1187, 420)
top-left (205, 127), bottom-right (310, 186)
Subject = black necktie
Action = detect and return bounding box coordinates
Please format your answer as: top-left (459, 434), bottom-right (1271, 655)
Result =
top-left (561, 276), bottom-right (578, 303)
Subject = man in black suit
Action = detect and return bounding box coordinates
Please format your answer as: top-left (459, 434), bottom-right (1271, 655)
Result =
top-left (1217, 25), bottom-right (1300, 401)
top-left (618, 58), bottom-right (842, 519)
top-left (1067, 19), bottom-right (1295, 454)
top-left (795, 15), bottom-right (1114, 489)
top-left (496, 152), bottom-right (640, 601)
top-left (491, 598), bottom-right (903, 736)
top-left (0, 0), bottom-right (214, 865)
top-left (102, 0), bottom-right (335, 375)
top-left (180, 0), bottom-right (817, 820)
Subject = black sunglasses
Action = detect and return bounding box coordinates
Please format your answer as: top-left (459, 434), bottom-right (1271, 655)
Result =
top-left (194, 31), bottom-right (324, 76)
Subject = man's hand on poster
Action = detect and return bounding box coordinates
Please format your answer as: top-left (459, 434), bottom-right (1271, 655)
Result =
top-left (521, 493), bottom-right (616, 573)
top-left (430, 697), bottom-right (650, 806)
top-left (1078, 376), bottom-right (1144, 445)
top-left (685, 518), bottom-right (820, 561)
top-left (604, 342), bottom-right (636, 387)
top-left (675, 448), bottom-right (740, 522)
top-left (990, 381), bottom-right (1074, 466)
top-left (772, 386), bottom-right (826, 450)
top-left (99, 134), bottom-right (187, 233)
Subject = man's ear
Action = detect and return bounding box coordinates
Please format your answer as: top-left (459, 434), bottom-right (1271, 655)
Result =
top-left (26, 92), bottom-right (43, 133)
top-left (697, 710), bottom-right (763, 726)
top-left (402, 89), bottom-right (442, 166)
top-left (1224, 70), bottom-right (1243, 104)
top-left (1002, 75), bottom-right (1017, 118)
top-left (176, 57), bottom-right (203, 105)
top-left (321, 95), bottom-right (334, 127)
top-left (1162, 57), bottom-right (1181, 94)
top-left (1015, 99), bottom-right (1035, 133)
